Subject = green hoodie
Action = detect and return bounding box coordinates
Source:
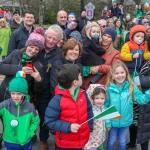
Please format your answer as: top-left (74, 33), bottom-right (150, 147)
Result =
top-left (0, 98), bottom-right (39, 145)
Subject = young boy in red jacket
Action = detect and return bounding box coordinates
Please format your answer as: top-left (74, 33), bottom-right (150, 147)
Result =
top-left (45, 64), bottom-right (93, 150)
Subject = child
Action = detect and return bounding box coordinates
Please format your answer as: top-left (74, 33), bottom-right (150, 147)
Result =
top-left (67, 12), bottom-right (78, 30)
top-left (81, 21), bottom-right (105, 80)
top-left (0, 71), bottom-right (39, 150)
top-left (85, 84), bottom-right (107, 150)
top-left (45, 64), bottom-right (93, 150)
top-left (121, 25), bottom-right (150, 74)
top-left (105, 61), bottom-right (150, 150)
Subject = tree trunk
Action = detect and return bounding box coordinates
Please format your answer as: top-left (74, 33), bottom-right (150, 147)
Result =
top-left (59, 0), bottom-right (63, 10)
top-left (39, 0), bottom-right (45, 26)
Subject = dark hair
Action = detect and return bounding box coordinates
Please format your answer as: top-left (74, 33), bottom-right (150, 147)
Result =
top-left (91, 87), bottom-right (106, 100)
top-left (57, 64), bottom-right (81, 89)
top-left (146, 35), bottom-right (150, 51)
top-left (23, 10), bottom-right (34, 17)
top-left (13, 11), bottom-right (20, 15)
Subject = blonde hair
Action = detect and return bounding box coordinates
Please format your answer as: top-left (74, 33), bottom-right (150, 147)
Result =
top-left (86, 21), bottom-right (101, 40)
top-left (105, 61), bottom-right (134, 99)
top-left (0, 18), bottom-right (8, 27)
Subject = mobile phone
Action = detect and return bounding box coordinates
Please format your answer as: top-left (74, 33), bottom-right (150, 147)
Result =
top-left (26, 61), bottom-right (34, 71)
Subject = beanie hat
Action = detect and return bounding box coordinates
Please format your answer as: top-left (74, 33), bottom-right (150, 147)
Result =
top-left (68, 12), bottom-right (76, 17)
top-left (9, 71), bottom-right (28, 95)
top-left (69, 31), bottom-right (83, 43)
top-left (102, 27), bottom-right (117, 41)
top-left (86, 84), bottom-right (106, 102)
top-left (86, 21), bottom-right (101, 39)
top-left (25, 27), bottom-right (45, 50)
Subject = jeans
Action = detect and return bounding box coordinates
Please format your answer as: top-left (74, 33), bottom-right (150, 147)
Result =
top-left (107, 127), bottom-right (129, 150)
top-left (4, 140), bottom-right (32, 150)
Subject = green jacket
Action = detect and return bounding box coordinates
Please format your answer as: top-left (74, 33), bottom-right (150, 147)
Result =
top-left (0, 27), bottom-right (11, 56)
top-left (0, 98), bottom-right (39, 145)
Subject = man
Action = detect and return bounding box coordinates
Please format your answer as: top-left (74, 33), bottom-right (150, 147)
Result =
top-left (36, 24), bottom-right (63, 150)
top-left (57, 10), bottom-right (77, 37)
top-left (78, 10), bottom-right (88, 32)
top-left (97, 19), bottom-right (107, 33)
top-left (8, 11), bottom-right (35, 54)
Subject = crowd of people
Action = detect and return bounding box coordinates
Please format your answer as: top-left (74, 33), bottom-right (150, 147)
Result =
top-left (1, 1), bottom-right (150, 150)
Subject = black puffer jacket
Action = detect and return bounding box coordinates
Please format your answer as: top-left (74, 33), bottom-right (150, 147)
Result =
top-left (137, 60), bottom-right (150, 144)
top-left (0, 49), bottom-right (44, 102)
top-left (50, 56), bottom-right (83, 97)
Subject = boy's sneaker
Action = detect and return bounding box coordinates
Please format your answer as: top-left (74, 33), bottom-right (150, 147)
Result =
top-left (126, 143), bottom-right (137, 149)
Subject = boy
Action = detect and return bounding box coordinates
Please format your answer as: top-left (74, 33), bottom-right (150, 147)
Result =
top-left (0, 71), bottom-right (39, 150)
top-left (45, 64), bottom-right (93, 150)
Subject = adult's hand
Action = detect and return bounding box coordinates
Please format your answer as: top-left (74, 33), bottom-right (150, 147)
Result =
top-left (30, 67), bottom-right (42, 82)
top-left (90, 66), bottom-right (99, 74)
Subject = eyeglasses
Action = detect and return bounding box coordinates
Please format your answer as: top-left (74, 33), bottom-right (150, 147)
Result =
top-left (144, 22), bottom-right (148, 24)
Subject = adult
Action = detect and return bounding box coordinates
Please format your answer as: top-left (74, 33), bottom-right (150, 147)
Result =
top-left (0, 7), bottom-right (4, 19)
top-left (108, 1), bottom-right (120, 18)
top-left (84, 27), bottom-right (121, 89)
top-left (8, 10), bottom-right (35, 54)
top-left (3, 7), bottom-right (11, 26)
top-left (57, 10), bottom-right (77, 37)
top-left (97, 19), bottom-right (107, 33)
top-left (36, 24), bottom-right (63, 150)
top-left (10, 11), bottom-right (23, 31)
top-left (0, 18), bottom-right (11, 59)
top-left (50, 39), bottom-right (82, 96)
top-left (136, 36), bottom-right (150, 150)
top-left (78, 10), bottom-right (88, 32)
top-left (0, 27), bottom-right (44, 102)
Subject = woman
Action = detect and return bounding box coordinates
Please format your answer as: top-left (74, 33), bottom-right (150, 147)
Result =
top-left (0, 27), bottom-right (44, 102)
top-left (50, 39), bottom-right (82, 96)
top-left (84, 27), bottom-right (121, 89)
top-left (136, 35), bottom-right (150, 150)
top-left (114, 19), bottom-right (124, 51)
top-left (0, 18), bottom-right (11, 59)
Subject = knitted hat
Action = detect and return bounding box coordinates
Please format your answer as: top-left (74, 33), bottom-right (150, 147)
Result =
top-left (25, 27), bottom-right (45, 50)
top-left (86, 21), bottom-right (101, 39)
top-left (68, 12), bottom-right (76, 17)
top-left (102, 27), bottom-right (117, 41)
top-left (9, 71), bottom-right (28, 95)
top-left (69, 31), bottom-right (83, 43)
top-left (86, 84), bottom-right (106, 102)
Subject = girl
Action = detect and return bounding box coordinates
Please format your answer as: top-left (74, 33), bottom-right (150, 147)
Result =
top-left (105, 61), bottom-right (150, 150)
top-left (81, 21), bottom-right (105, 79)
top-left (85, 84), bottom-right (108, 150)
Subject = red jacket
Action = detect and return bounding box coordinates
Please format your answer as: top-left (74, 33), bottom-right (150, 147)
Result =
top-left (45, 86), bottom-right (93, 148)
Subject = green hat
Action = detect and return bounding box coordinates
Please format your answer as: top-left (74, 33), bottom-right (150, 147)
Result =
top-left (9, 71), bottom-right (28, 95)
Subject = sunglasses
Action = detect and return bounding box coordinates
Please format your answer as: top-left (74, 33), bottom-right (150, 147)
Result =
top-left (144, 22), bottom-right (148, 24)
top-left (101, 25), bottom-right (107, 28)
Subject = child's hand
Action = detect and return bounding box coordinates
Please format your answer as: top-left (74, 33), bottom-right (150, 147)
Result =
top-left (133, 53), bottom-right (139, 59)
top-left (71, 123), bottom-right (81, 133)
top-left (106, 128), bottom-right (111, 131)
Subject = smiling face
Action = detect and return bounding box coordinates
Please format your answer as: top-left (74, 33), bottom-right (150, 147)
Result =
top-left (93, 92), bottom-right (106, 107)
top-left (26, 46), bottom-right (40, 57)
top-left (65, 44), bottom-right (80, 62)
top-left (113, 66), bottom-right (126, 86)
top-left (57, 10), bottom-right (67, 26)
top-left (23, 13), bottom-right (35, 26)
top-left (11, 92), bottom-right (25, 104)
top-left (133, 32), bottom-right (144, 44)
top-left (102, 34), bottom-right (112, 46)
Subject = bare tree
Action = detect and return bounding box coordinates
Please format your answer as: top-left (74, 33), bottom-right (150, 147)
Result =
top-left (39, 0), bottom-right (45, 25)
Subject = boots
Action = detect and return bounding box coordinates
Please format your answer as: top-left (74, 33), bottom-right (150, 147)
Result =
top-left (40, 142), bottom-right (48, 150)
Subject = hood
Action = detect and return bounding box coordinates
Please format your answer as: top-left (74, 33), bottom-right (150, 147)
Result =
top-left (129, 25), bottom-right (146, 42)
